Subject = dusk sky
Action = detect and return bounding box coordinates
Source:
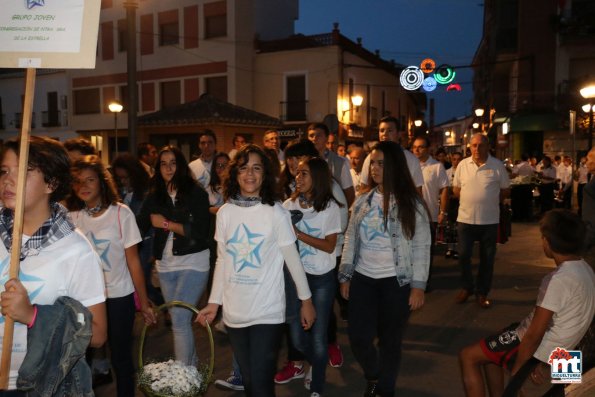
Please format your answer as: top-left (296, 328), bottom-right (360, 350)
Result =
top-left (295, 0), bottom-right (485, 125)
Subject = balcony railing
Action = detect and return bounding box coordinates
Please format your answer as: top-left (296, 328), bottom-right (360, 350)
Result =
top-left (42, 110), bottom-right (61, 127)
top-left (279, 100), bottom-right (308, 122)
top-left (14, 112), bottom-right (36, 129)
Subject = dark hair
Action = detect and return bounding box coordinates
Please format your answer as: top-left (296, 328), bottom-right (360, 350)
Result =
top-left (224, 144), bottom-right (278, 205)
top-left (542, 155), bottom-right (552, 166)
top-left (369, 141), bottom-right (424, 239)
top-left (540, 209), bottom-right (586, 255)
top-left (232, 134), bottom-right (245, 145)
top-left (307, 122), bottom-right (329, 137)
top-left (290, 157), bottom-right (341, 212)
top-left (63, 138), bottom-right (97, 156)
top-left (199, 130), bottom-right (217, 144)
top-left (111, 153), bottom-right (150, 198)
top-left (435, 147), bottom-right (447, 156)
top-left (2, 136), bottom-right (73, 203)
top-left (151, 146), bottom-right (198, 204)
top-left (137, 142), bottom-right (155, 158)
top-left (280, 139), bottom-right (319, 198)
top-left (379, 116), bottom-right (399, 129)
top-left (209, 152), bottom-right (230, 190)
top-left (413, 135), bottom-right (431, 149)
top-left (521, 153), bottom-right (529, 161)
top-left (67, 155), bottom-right (120, 211)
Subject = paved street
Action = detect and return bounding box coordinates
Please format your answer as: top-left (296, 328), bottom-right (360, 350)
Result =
top-left (97, 221), bottom-right (555, 397)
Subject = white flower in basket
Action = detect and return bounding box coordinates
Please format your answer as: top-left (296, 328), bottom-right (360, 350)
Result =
top-left (137, 301), bottom-right (214, 397)
top-left (139, 359), bottom-right (204, 396)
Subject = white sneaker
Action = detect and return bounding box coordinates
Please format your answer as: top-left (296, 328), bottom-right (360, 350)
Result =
top-left (304, 366), bottom-right (312, 390)
top-left (310, 393), bottom-right (321, 397)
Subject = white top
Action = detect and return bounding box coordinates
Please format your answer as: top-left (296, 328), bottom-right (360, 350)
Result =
top-left (155, 193), bottom-right (210, 273)
top-left (512, 161), bottom-right (534, 177)
top-left (282, 199), bottom-right (341, 275)
top-left (205, 184), bottom-right (224, 208)
top-left (350, 168), bottom-right (363, 195)
top-left (326, 153), bottom-right (354, 191)
top-left (228, 148), bottom-right (238, 160)
top-left (541, 166), bottom-right (557, 184)
top-left (0, 230), bottom-right (105, 389)
top-left (356, 191), bottom-right (397, 279)
top-left (361, 147), bottom-right (424, 188)
top-left (70, 203), bottom-right (141, 299)
top-left (516, 259), bottom-right (595, 363)
top-left (558, 164), bottom-right (573, 186)
top-left (453, 156), bottom-right (510, 225)
top-left (210, 202), bottom-right (299, 327)
top-left (189, 158), bottom-right (212, 188)
top-left (419, 157), bottom-right (449, 222)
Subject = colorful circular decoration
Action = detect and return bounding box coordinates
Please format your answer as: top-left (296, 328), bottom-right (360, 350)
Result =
top-left (422, 77), bottom-right (437, 92)
top-left (400, 66), bottom-right (424, 91)
top-left (420, 58), bottom-right (436, 74)
top-left (434, 64), bottom-right (456, 85)
top-left (446, 83), bottom-right (462, 92)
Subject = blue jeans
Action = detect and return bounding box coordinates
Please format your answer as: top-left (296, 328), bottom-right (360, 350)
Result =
top-left (158, 269), bottom-right (209, 365)
top-left (287, 270), bottom-right (336, 394)
top-left (227, 324), bottom-right (283, 397)
top-left (457, 222), bottom-right (499, 296)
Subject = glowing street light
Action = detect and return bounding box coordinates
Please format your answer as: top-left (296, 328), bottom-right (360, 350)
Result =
top-left (414, 119), bottom-right (423, 127)
top-left (474, 108), bottom-right (485, 117)
top-left (108, 101), bottom-right (123, 156)
top-left (581, 84), bottom-right (595, 149)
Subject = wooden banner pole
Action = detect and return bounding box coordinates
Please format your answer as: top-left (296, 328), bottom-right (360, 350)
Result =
top-left (0, 67), bottom-right (36, 389)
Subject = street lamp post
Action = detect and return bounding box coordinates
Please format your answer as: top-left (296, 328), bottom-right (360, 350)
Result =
top-left (108, 102), bottom-right (123, 157)
top-left (583, 103), bottom-right (594, 150)
top-left (580, 84), bottom-right (595, 149)
top-left (474, 108), bottom-right (485, 133)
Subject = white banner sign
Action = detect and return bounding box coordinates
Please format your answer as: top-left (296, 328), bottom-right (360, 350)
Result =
top-left (0, 0), bottom-right (84, 53)
top-left (0, 0), bottom-right (101, 69)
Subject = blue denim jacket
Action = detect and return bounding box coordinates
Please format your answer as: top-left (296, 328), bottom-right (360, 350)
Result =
top-left (17, 296), bottom-right (94, 397)
top-left (339, 189), bottom-right (431, 290)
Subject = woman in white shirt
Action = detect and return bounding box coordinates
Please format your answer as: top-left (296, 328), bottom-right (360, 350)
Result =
top-left (339, 141), bottom-right (431, 397)
top-left (283, 157), bottom-right (342, 396)
top-left (198, 144), bottom-right (315, 397)
top-left (67, 155), bottom-right (155, 397)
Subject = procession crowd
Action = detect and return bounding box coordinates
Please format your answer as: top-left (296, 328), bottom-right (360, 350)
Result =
top-left (0, 116), bottom-right (593, 397)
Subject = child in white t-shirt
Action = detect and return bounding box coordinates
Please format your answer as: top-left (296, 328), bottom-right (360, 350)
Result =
top-left (0, 137), bottom-right (107, 392)
top-left (283, 157), bottom-right (342, 395)
top-left (67, 155), bottom-right (155, 397)
top-left (198, 144), bottom-right (315, 397)
top-left (460, 209), bottom-right (595, 397)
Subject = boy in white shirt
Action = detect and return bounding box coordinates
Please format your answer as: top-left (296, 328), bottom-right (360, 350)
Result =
top-left (459, 209), bottom-right (595, 397)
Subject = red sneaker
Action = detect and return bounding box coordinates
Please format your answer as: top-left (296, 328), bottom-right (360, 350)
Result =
top-left (274, 361), bottom-right (305, 384)
top-left (328, 343), bottom-right (344, 367)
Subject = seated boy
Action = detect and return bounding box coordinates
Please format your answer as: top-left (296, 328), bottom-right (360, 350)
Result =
top-left (459, 209), bottom-right (595, 397)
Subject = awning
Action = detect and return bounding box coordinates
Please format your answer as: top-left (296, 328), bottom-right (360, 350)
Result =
top-left (509, 113), bottom-right (562, 132)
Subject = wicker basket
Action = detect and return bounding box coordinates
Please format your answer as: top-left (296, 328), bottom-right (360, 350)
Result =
top-left (137, 301), bottom-right (214, 397)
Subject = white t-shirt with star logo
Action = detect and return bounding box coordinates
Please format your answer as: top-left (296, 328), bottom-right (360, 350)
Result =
top-left (282, 199), bottom-right (341, 275)
top-left (70, 203), bottom-right (142, 299)
top-left (0, 229), bottom-right (105, 389)
top-left (357, 191), bottom-right (397, 279)
top-left (211, 202), bottom-right (296, 327)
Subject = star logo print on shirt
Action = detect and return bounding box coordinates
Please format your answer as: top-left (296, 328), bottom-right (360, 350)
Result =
top-left (226, 223), bottom-right (264, 272)
top-left (88, 232), bottom-right (112, 271)
top-left (27, 0), bottom-right (45, 9)
top-left (297, 221), bottom-right (321, 258)
top-left (361, 205), bottom-right (387, 241)
top-left (0, 257), bottom-right (44, 324)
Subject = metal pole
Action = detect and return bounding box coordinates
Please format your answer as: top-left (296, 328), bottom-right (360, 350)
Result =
top-left (589, 107), bottom-right (594, 151)
top-left (114, 111), bottom-right (119, 156)
top-left (125, 1), bottom-right (138, 156)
